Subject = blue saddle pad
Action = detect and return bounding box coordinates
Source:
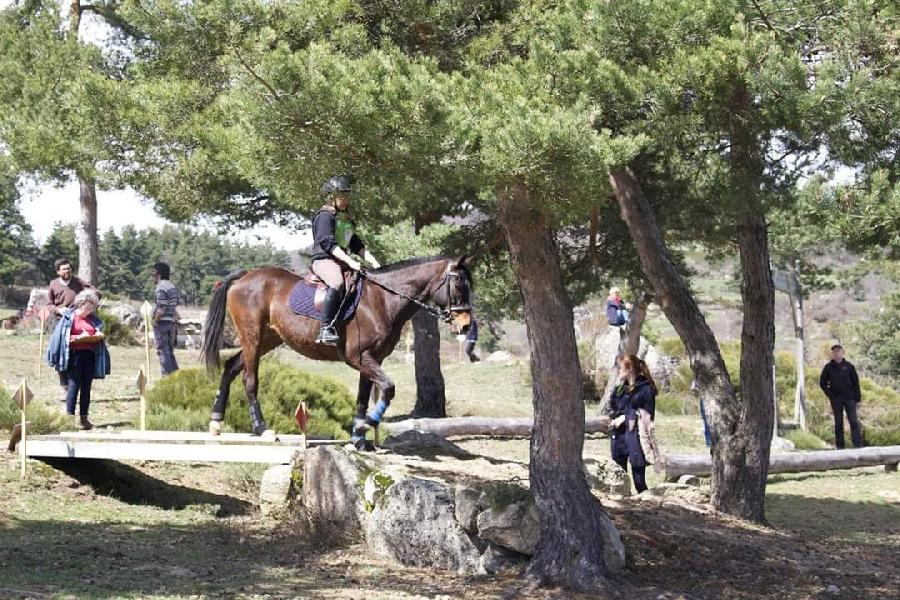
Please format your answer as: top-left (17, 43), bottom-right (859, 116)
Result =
top-left (288, 279), bottom-right (364, 321)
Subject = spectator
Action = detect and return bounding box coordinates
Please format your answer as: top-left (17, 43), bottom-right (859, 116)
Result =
top-left (464, 317), bottom-right (480, 363)
top-left (604, 354), bottom-right (658, 493)
top-left (153, 262), bottom-right (180, 376)
top-left (606, 287), bottom-right (629, 345)
top-left (47, 258), bottom-right (98, 397)
top-left (819, 344), bottom-right (863, 449)
top-left (46, 289), bottom-right (111, 430)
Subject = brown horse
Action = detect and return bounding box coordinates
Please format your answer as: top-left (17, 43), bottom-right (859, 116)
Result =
top-left (201, 255), bottom-right (474, 445)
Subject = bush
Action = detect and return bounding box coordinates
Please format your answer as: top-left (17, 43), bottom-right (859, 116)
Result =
top-left (655, 392), bottom-right (700, 416)
top-left (783, 429), bottom-right (828, 450)
top-left (145, 358), bottom-right (355, 438)
top-left (0, 386), bottom-right (68, 434)
top-left (658, 337), bottom-right (687, 360)
top-left (96, 308), bottom-right (136, 346)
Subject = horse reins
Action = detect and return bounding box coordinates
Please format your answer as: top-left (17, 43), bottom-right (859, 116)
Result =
top-left (359, 269), bottom-right (469, 322)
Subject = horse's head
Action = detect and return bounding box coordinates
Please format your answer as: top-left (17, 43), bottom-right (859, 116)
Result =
top-left (430, 255), bottom-right (474, 332)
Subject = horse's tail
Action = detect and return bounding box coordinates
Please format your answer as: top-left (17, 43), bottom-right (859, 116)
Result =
top-left (201, 269), bottom-right (247, 374)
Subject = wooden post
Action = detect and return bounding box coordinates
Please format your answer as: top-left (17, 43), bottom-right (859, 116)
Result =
top-left (792, 261), bottom-right (807, 431)
top-left (13, 380), bottom-right (34, 480)
top-left (136, 368), bottom-right (147, 431)
top-left (37, 309), bottom-right (46, 378)
top-left (294, 401), bottom-right (309, 449)
top-left (457, 334), bottom-right (466, 363)
top-left (141, 301), bottom-right (153, 387)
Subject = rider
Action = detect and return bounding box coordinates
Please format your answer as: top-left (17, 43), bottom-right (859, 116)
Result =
top-left (310, 175), bottom-right (381, 345)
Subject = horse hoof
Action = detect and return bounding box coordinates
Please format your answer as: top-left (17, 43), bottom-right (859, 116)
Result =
top-left (354, 438), bottom-right (376, 452)
top-left (209, 420), bottom-right (222, 436)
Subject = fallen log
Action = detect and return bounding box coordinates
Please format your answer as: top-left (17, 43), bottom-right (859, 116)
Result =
top-left (385, 416), bottom-right (611, 438)
top-left (663, 445), bottom-right (900, 481)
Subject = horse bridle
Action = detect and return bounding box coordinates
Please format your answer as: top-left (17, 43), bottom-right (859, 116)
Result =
top-left (360, 266), bottom-right (472, 323)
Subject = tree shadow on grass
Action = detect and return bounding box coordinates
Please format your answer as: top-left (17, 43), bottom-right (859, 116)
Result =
top-left (0, 519), bottom-right (511, 600)
top-left (607, 493), bottom-right (899, 600)
top-left (40, 458), bottom-right (253, 517)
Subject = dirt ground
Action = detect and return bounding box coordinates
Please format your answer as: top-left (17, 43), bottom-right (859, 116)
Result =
top-left (1, 434), bottom-right (898, 600)
top-left (1, 336), bottom-right (899, 599)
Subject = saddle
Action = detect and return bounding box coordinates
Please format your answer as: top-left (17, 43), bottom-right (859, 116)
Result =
top-left (289, 269), bottom-right (364, 321)
top-left (302, 267), bottom-right (358, 312)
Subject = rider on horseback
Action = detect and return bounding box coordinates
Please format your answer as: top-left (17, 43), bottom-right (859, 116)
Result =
top-left (311, 175), bottom-right (381, 345)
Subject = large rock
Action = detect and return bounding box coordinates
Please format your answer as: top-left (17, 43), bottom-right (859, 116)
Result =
top-left (300, 446), bottom-right (368, 533)
top-left (638, 483), bottom-right (710, 507)
top-left (476, 500), bottom-right (540, 556)
top-left (598, 512), bottom-right (626, 572)
top-left (586, 458), bottom-right (633, 496)
top-left (644, 344), bottom-right (679, 391)
top-left (106, 302), bottom-right (142, 328)
top-left (454, 485), bottom-right (482, 534)
top-left (366, 478), bottom-right (485, 575)
top-left (259, 464), bottom-right (293, 516)
top-left (485, 350), bottom-right (513, 363)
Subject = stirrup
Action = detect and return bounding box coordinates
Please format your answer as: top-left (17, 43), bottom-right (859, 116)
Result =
top-left (316, 326), bottom-right (339, 346)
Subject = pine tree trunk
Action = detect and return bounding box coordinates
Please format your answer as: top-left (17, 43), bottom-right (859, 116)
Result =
top-left (410, 309), bottom-right (447, 418)
top-left (724, 81), bottom-right (776, 521)
top-left (77, 176), bottom-right (99, 285)
top-left (411, 213), bottom-right (447, 418)
top-left (497, 182), bottom-right (610, 592)
top-left (610, 167), bottom-right (761, 520)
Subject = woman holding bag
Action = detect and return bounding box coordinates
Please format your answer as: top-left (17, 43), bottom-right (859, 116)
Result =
top-left (47, 289), bottom-right (111, 430)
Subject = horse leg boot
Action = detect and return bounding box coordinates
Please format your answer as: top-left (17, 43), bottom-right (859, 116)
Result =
top-left (248, 401), bottom-right (274, 438)
top-left (316, 286), bottom-right (344, 346)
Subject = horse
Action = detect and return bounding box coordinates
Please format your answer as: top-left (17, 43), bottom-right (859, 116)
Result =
top-left (200, 255), bottom-right (474, 445)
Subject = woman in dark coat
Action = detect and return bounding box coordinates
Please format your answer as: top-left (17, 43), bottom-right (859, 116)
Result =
top-left (604, 354), bottom-right (657, 492)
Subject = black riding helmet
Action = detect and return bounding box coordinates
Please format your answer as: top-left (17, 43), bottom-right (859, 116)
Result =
top-left (321, 175), bottom-right (352, 198)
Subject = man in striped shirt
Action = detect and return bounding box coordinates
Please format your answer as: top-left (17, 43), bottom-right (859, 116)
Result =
top-left (153, 262), bottom-right (180, 376)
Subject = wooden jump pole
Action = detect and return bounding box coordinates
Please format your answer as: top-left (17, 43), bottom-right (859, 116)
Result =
top-left (14, 380), bottom-right (34, 480)
top-left (136, 368), bottom-right (147, 431)
top-left (141, 301), bottom-right (153, 388)
top-left (36, 308), bottom-right (46, 378)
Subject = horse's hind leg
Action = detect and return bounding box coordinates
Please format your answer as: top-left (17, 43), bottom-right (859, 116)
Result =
top-left (244, 332), bottom-right (282, 437)
top-left (209, 351), bottom-right (244, 435)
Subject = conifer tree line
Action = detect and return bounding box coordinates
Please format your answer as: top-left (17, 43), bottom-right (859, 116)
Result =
top-left (1, 214), bottom-right (289, 306)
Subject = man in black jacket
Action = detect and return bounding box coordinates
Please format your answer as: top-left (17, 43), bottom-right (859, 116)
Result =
top-left (819, 345), bottom-right (863, 449)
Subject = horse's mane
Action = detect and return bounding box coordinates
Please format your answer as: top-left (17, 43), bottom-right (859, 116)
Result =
top-left (370, 256), bottom-right (450, 274)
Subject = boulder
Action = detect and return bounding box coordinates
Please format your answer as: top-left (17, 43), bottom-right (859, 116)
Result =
top-left (476, 500), bottom-right (540, 556)
top-left (677, 474), bottom-right (703, 487)
top-left (638, 483), bottom-right (710, 506)
top-left (485, 351), bottom-right (513, 363)
top-left (454, 485), bottom-right (482, 534)
top-left (259, 464), bottom-right (293, 516)
top-left (366, 478), bottom-right (485, 575)
top-left (106, 302), bottom-right (142, 328)
top-left (644, 344), bottom-right (680, 391)
top-left (770, 436), bottom-right (796, 451)
top-left (598, 512), bottom-right (626, 572)
top-left (299, 446), bottom-right (368, 533)
top-left (587, 458), bottom-right (633, 496)
top-left (479, 543), bottom-right (527, 575)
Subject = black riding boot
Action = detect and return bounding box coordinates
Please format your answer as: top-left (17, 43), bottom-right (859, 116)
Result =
top-left (316, 287), bottom-right (343, 346)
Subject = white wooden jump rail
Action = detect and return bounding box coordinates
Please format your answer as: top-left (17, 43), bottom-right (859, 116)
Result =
top-left (19, 430), bottom-right (343, 465)
top-left (663, 445), bottom-right (900, 481)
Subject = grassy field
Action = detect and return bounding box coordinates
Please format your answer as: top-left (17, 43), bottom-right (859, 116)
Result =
top-left (1, 332), bottom-right (898, 599)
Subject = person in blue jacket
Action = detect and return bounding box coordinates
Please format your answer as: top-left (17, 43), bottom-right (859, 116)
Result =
top-left (46, 290), bottom-right (111, 430)
top-left (604, 354), bottom-right (657, 493)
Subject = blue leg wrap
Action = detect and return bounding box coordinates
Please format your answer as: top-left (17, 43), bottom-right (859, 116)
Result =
top-left (366, 399), bottom-right (388, 426)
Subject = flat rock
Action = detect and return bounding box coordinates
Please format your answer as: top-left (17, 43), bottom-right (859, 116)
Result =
top-left (476, 500), bottom-right (540, 556)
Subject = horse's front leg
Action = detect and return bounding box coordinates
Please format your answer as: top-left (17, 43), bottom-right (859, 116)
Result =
top-left (352, 354), bottom-right (395, 450)
top-left (352, 375), bottom-right (374, 447)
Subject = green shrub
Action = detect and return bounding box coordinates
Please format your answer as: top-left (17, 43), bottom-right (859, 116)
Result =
top-left (783, 429), bottom-right (828, 450)
top-left (658, 337), bottom-right (686, 360)
top-left (0, 386), bottom-right (68, 434)
top-left (655, 392), bottom-right (700, 416)
top-left (145, 358), bottom-right (354, 438)
top-left (96, 308), bottom-right (136, 346)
